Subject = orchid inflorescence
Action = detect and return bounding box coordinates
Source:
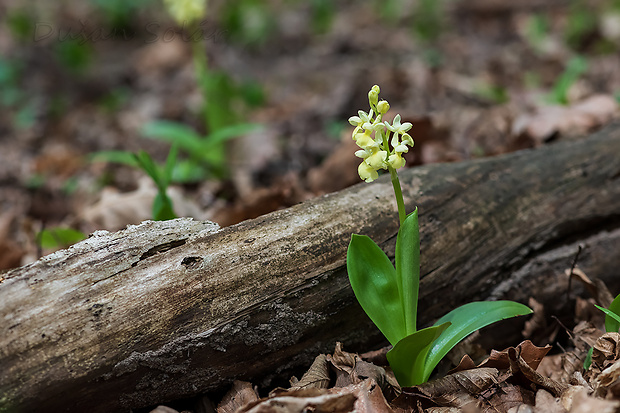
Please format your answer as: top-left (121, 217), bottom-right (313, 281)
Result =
top-left (346, 85), bottom-right (532, 387)
top-left (348, 85), bottom-right (414, 183)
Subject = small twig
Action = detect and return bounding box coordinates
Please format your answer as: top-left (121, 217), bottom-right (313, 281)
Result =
top-left (566, 244), bottom-right (583, 302)
top-left (551, 315), bottom-right (574, 341)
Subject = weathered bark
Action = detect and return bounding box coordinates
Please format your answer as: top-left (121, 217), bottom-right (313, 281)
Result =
top-left (2, 123), bottom-right (620, 413)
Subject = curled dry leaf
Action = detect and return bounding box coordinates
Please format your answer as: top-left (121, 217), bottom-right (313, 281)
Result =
top-left (506, 348), bottom-right (568, 397)
top-left (328, 342), bottom-right (396, 391)
top-left (566, 268), bottom-right (614, 308)
top-left (588, 333), bottom-right (620, 379)
top-left (239, 379), bottom-right (393, 413)
top-left (289, 354), bottom-right (330, 391)
top-left (217, 381), bottom-right (260, 413)
top-left (592, 358), bottom-right (620, 399)
top-left (477, 341), bottom-right (552, 372)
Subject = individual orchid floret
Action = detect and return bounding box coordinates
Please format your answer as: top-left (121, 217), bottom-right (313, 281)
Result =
top-left (388, 153), bottom-right (406, 169)
top-left (385, 114), bottom-right (413, 136)
top-left (353, 130), bottom-right (378, 150)
top-left (365, 150), bottom-right (387, 170)
top-left (348, 109), bottom-right (374, 127)
top-left (358, 161), bottom-right (379, 183)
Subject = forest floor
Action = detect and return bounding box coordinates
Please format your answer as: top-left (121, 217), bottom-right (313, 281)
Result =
top-left (1, 0), bottom-right (620, 412)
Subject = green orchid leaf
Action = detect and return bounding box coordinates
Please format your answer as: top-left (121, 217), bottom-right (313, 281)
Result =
top-left (89, 150), bottom-right (139, 167)
top-left (133, 151), bottom-right (161, 187)
top-left (163, 142), bottom-right (179, 187)
top-left (152, 192), bottom-right (176, 221)
top-left (202, 123), bottom-right (262, 149)
top-left (605, 294), bottom-right (620, 333)
top-left (142, 120), bottom-right (204, 154)
top-left (347, 234), bottom-right (405, 346)
top-left (387, 322), bottom-right (451, 387)
top-left (423, 301), bottom-right (532, 382)
top-left (395, 208), bottom-right (420, 335)
top-left (595, 304), bottom-right (620, 333)
top-left (38, 227), bottom-right (86, 249)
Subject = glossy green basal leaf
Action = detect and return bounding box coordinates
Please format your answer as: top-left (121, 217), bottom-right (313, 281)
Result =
top-left (423, 301), bottom-right (532, 382)
top-left (395, 208), bottom-right (420, 335)
top-left (605, 294), bottom-right (620, 333)
top-left (387, 322), bottom-right (451, 387)
top-left (595, 304), bottom-right (620, 333)
top-left (347, 234), bottom-right (405, 346)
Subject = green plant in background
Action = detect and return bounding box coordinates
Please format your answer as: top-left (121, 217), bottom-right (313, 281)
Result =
top-left (524, 13), bottom-right (550, 55)
top-left (91, 143), bottom-right (179, 221)
top-left (346, 85), bottom-right (532, 386)
top-left (143, 0), bottom-right (263, 183)
top-left (0, 56), bottom-right (37, 129)
top-left (546, 55), bottom-right (588, 105)
top-left (564, 0), bottom-right (598, 51)
top-left (38, 227), bottom-right (86, 250)
top-left (53, 38), bottom-right (93, 75)
top-left (411, 0), bottom-right (445, 67)
top-left (89, 0), bottom-right (156, 31)
top-left (220, 0), bottom-right (275, 48)
top-left (310, 0), bottom-right (335, 34)
top-left (142, 121), bottom-right (260, 182)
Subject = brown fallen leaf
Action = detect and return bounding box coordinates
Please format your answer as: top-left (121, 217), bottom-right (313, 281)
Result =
top-left (80, 177), bottom-right (206, 231)
top-left (592, 358), bottom-right (620, 399)
top-left (289, 354), bottom-right (331, 391)
top-left (217, 381), bottom-right (260, 413)
top-left (533, 389), bottom-right (567, 413)
top-left (506, 347), bottom-right (568, 397)
top-left (327, 342), bottom-right (396, 391)
top-left (239, 379), bottom-right (392, 413)
top-left (512, 94), bottom-right (619, 144)
top-left (588, 333), bottom-right (620, 381)
top-left (567, 267), bottom-right (614, 309)
top-left (477, 340), bottom-right (552, 372)
top-left (562, 385), bottom-right (620, 413)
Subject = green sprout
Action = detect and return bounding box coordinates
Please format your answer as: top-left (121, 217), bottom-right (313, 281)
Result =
top-left (547, 55), bottom-right (588, 105)
top-left (346, 85), bottom-right (532, 386)
top-left (91, 143), bottom-right (179, 221)
top-left (595, 293), bottom-right (620, 333)
top-left (38, 227), bottom-right (86, 250)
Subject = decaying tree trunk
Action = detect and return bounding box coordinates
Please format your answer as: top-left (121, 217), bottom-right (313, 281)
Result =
top-left (2, 123), bottom-right (620, 413)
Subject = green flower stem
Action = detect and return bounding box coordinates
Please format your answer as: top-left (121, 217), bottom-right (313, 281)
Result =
top-left (190, 23), bottom-right (210, 129)
top-left (389, 166), bottom-right (406, 225)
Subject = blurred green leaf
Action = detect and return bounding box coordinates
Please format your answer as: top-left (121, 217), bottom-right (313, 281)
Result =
top-left (38, 227), bottom-right (86, 249)
top-left (90, 150), bottom-right (139, 167)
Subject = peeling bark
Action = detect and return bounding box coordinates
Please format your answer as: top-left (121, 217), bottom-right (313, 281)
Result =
top-left (1, 123), bottom-right (620, 413)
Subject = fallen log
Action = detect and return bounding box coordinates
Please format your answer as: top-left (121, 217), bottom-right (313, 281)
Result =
top-left (2, 122), bottom-right (620, 413)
